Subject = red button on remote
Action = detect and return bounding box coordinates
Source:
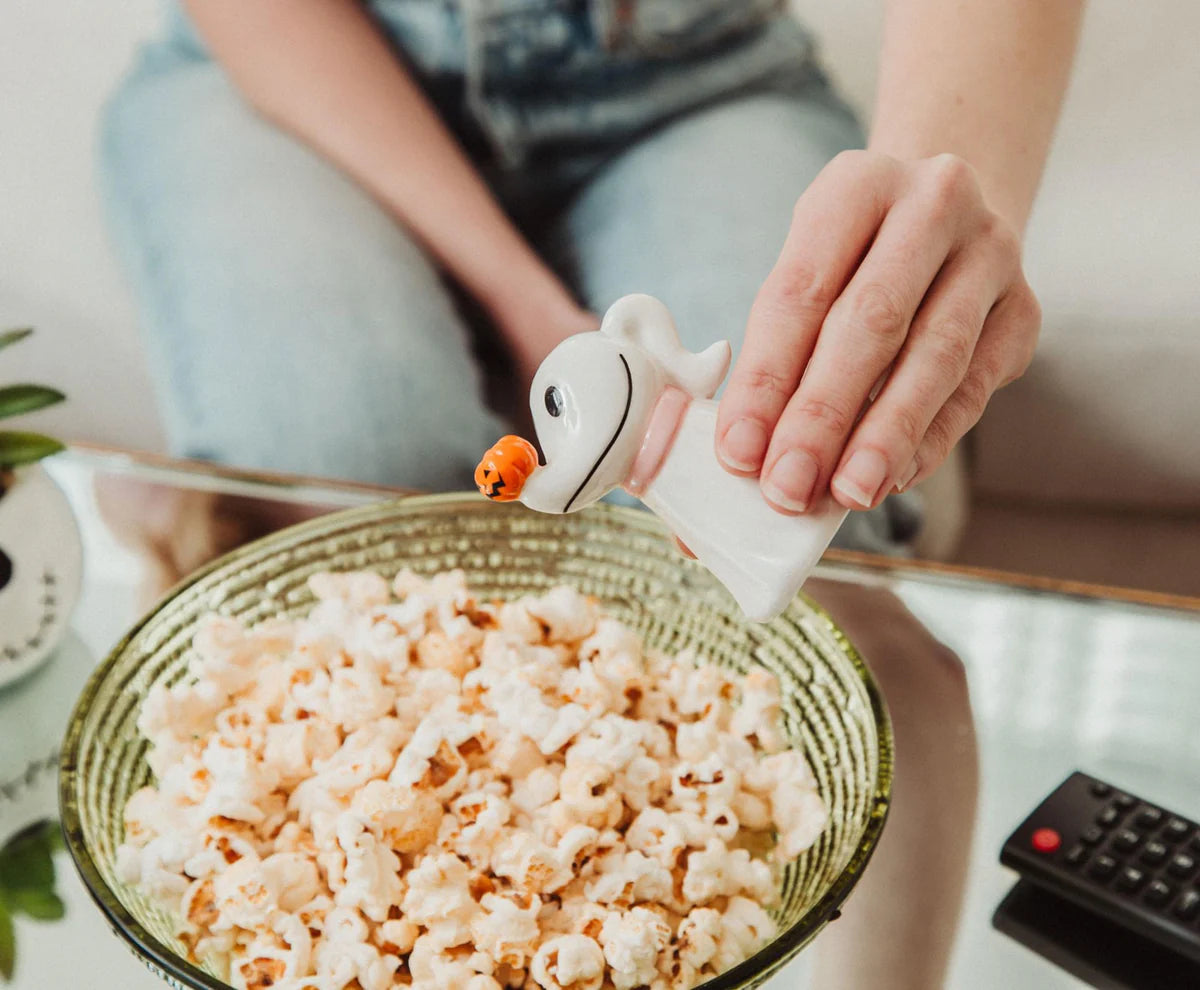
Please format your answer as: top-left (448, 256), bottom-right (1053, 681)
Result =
top-left (1032, 828), bottom-right (1061, 853)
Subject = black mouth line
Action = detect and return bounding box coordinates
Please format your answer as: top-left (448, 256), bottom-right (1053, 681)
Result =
top-left (1, 568), bottom-right (59, 663)
top-left (563, 353), bottom-right (633, 513)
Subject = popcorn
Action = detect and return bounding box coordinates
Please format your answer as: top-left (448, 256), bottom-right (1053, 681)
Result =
top-left (585, 849), bottom-right (673, 906)
top-left (523, 586), bottom-right (598, 644)
top-left (450, 790), bottom-right (513, 865)
top-left (599, 907), bottom-right (672, 990)
top-left (374, 917), bottom-right (419, 955)
top-left (262, 718), bottom-right (340, 789)
top-left (212, 856), bottom-right (279, 930)
top-left (236, 911), bottom-right (314, 988)
top-left (117, 570), bottom-right (827, 990)
top-left (681, 839), bottom-right (776, 905)
top-left (730, 668), bottom-right (788, 753)
top-left (531, 934), bottom-right (606, 990)
top-left (308, 570), bottom-right (390, 608)
top-left (311, 718), bottom-right (406, 796)
top-left (491, 831), bottom-right (563, 895)
top-left (713, 897), bottom-right (776, 973)
top-left (401, 852), bottom-right (477, 936)
top-left (351, 779), bottom-right (444, 854)
top-left (326, 664), bottom-right (393, 732)
top-left (470, 892), bottom-right (543, 967)
top-left (334, 816), bottom-right (404, 921)
top-left (510, 766), bottom-right (560, 817)
top-left (556, 764), bottom-right (623, 831)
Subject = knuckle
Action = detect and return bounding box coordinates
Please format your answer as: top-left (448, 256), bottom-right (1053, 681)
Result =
top-left (734, 365), bottom-right (794, 405)
top-left (1015, 282), bottom-right (1043, 332)
top-left (847, 281), bottom-right (910, 345)
top-left (922, 413), bottom-right (959, 462)
top-left (929, 311), bottom-right (978, 378)
top-left (925, 153), bottom-right (978, 207)
top-left (887, 401), bottom-right (927, 451)
top-left (767, 263), bottom-right (840, 317)
top-left (983, 215), bottom-right (1022, 265)
top-left (1004, 335), bottom-right (1037, 386)
top-left (996, 287), bottom-right (1042, 386)
top-left (829, 148), bottom-right (870, 175)
top-left (791, 393), bottom-right (855, 438)
top-left (955, 372), bottom-right (994, 422)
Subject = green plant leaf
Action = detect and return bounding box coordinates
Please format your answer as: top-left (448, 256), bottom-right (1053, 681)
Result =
top-left (0, 329), bottom-right (32, 352)
top-left (0, 901), bottom-right (13, 980)
top-left (0, 834), bottom-right (53, 894)
top-left (45, 823), bottom-right (64, 855)
top-left (9, 890), bottom-right (64, 922)
top-left (0, 385), bottom-right (65, 421)
top-left (0, 432), bottom-right (65, 468)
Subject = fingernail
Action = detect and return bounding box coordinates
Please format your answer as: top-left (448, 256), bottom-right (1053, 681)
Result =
top-left (762, 450), bottom-right (819, 512)
top-left (720, 419), bottom-right (768, 471)
top-left (833, 449), bottom-right (889, 508)
top-left (896, 460), bottom-right (919, 492)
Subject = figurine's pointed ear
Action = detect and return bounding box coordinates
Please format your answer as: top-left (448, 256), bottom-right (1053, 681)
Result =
top-left (688, 340), bottom-right (732, 400)
top-left (599, 294), bottom-right (731, 398)
top-left (599, 294), bottom-right (675, 344)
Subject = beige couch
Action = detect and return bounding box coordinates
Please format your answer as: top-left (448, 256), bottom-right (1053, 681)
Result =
top-left (4, 0), bottom-right (1197, 595)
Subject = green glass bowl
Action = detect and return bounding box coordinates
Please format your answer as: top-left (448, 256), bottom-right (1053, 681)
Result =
top-left (60, 494), bottom-right (893, 990)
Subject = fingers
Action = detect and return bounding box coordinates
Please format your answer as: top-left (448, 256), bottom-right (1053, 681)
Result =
top-left (716, 152), bottom-right (896, 475)
top-left (757, 159), bottom-right (978, 513)
top-left (899, 281), bottom-right (1040, 493)
top-left (828, 219), bottom-right (1020, 509)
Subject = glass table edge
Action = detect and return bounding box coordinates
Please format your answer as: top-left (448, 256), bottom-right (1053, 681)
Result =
top-left (57, 443), bottom-right (1200, 617)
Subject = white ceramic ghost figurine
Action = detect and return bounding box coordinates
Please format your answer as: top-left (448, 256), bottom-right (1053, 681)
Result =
top-left (475, 294), bottom-right (849, 622)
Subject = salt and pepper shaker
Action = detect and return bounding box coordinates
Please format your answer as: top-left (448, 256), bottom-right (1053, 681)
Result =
top-left (475, 294), bottom-right (848, 622)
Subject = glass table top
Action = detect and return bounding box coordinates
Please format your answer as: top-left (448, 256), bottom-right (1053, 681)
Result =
top-left (6, 446), bottom-right (1199, 990)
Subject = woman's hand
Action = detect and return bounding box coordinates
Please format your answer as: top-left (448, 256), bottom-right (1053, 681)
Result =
top-left (715, 150), bottom-right (1041, 515)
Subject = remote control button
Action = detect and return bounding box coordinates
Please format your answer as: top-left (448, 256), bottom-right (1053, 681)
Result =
top-left (1114, 793), bottom-right (1136, 810)
top-left (1136, 807), bottom-right (1164, 829)
top-left (1116, 866), bottom-right (1148, 892)
top-left (1173, 890), bottom-right (1200, 921)
top-left (1064, 844), bottom-right (1088, 867)
top-left (1081, 825), bottom-right (1105, 846)
top-left (1145, 880), bottom-right (1174, 907)
top-left (1168, 853), bottom-right (1196, 879)
top-left (1141, 841), bottom-right (1170, 866)
top-left (1097, 807), bottom-right (1121, 827)
top-left (1090, 781), bottom-right (1113, 798)
top-left (1112, 829), bottom-right (1142, 853)
top-left (1088, 854), bottom-right (1118, 882)
top-left (1031, 828), bottom-right (1061, 853)
top-left (1162, 818), bottom-right (1194, 843)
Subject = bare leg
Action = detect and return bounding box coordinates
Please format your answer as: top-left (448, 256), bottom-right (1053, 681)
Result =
top-left (806, 578), bottom-right (979, 990)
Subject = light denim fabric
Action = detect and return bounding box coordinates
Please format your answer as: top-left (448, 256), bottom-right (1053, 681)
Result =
top-left (100, 0), bottom-right (921, 554)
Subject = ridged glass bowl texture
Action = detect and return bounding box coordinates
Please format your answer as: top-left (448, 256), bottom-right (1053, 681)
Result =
top-left (60, 494), bottom-right (893, 990)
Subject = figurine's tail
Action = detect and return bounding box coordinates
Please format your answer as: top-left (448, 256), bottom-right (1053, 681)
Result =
top-left (600, 294), bottom-right (731, 399)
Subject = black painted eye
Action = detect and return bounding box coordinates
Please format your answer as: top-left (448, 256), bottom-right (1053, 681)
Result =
top-left (544, 385), bottom-right (565, 418)
top-left (0, 549), bottom-right (10, 592)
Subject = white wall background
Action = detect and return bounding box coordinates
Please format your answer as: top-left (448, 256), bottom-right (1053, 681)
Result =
top-left (3, 0), bottom-right (1199, 505)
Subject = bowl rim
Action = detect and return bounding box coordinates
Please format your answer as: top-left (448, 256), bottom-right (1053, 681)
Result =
top-left (59, 492), bottom-right (894, 990)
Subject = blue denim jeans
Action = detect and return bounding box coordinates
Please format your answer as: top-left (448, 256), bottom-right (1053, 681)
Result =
top-left (100, 0), bottom-right (920, 553)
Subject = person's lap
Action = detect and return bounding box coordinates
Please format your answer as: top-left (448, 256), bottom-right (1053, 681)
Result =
top-left (100, 44), bottom-right (505, 492)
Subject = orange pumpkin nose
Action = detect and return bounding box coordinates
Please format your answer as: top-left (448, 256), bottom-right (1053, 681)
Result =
top-left (475, 435), bottom-right (539, 502)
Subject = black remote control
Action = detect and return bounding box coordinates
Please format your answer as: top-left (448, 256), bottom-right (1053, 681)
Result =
top-left (1000, 771), bottom-right (1200, 964)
